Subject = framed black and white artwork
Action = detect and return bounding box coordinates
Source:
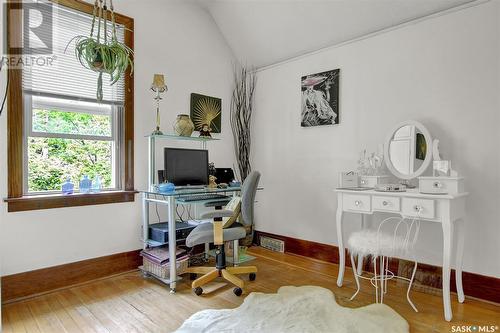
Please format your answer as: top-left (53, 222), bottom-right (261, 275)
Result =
top-left (301, 69), bottom-right (340, 127)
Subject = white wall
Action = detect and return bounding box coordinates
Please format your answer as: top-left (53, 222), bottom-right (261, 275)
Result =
top-left (253, 1), bottom-right (500, 277)
top-left (0, 0), bottom-right (236, 275)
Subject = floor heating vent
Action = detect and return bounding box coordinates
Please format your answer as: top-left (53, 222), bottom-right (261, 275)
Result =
top-left (260, 236), bottom-right (285, 253)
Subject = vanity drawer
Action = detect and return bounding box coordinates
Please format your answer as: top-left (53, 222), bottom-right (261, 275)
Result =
top-left (402, 198), bottom-right (435, 219)
top-left (419, 177), bottom-right (465, 195)
top-left (343, 194), bottom-right (371, 212)
top-left (373, 196), bottom-right (400, 212)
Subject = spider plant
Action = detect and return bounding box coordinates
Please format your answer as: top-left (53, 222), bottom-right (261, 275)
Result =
top-left (66, 0), bottom-right (133, 101)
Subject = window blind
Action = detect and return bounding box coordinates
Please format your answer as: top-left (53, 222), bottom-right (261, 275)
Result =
top-left (22, 2), bottom-right (126, 105)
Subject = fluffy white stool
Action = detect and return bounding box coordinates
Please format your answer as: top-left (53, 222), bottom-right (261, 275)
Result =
top-left (347, 216), bottom-right (420, 312)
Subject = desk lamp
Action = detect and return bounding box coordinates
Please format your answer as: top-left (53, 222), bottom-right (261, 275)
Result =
top-left (151, 74), bottom-right (168, 135)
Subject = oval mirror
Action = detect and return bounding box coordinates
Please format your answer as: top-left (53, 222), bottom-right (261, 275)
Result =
top-left (384, 120), bottom-right (433, 180)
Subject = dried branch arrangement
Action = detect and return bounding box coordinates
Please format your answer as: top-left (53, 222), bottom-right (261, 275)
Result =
top-left (230, 66), bottom-right (256, 182)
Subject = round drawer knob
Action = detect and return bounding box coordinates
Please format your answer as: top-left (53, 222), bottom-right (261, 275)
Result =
top-left (360, 180), bottom-right (366, 185)
top-left (354, 200), bottom-right (361, 206)
top-left (414, 205), bottom-right (423, 212)
top-left (433, 181), bottom-right (442, 188)
top-left (382, 201), bottom-right (388, 206)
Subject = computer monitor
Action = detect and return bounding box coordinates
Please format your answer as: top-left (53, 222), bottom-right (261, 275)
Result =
top-left (164, 148), bottom-right (209, 186)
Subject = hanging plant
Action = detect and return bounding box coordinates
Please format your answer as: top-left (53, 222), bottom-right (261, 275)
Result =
top-left (66, 0), bottom-right (133, 101)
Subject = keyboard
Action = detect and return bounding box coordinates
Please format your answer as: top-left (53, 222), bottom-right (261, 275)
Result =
top-left (177, 194), bottom-right (230, 202)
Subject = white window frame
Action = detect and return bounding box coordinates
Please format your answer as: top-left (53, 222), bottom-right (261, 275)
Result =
top-left (23, 95), bottom-right (122, 195)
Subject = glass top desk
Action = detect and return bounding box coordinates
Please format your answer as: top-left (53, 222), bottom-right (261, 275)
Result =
top-left (139, 186), bottom-right (244, 292)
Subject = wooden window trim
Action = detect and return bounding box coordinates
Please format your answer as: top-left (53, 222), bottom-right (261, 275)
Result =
top-left (5, 0), bottom-right (135, 212)
top-left (4, 190), bottom-right (138, 212)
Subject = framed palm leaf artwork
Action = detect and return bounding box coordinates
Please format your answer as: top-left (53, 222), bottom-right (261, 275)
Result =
top-left (190, 93), bottom-right (222, 133)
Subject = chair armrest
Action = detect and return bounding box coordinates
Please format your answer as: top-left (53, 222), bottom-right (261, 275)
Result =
top-left (200, 210), bottom-right (235, 219)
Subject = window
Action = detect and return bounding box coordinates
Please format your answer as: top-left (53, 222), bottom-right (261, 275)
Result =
top-left (5, 0), bottom-right (135, 212)
top-left (25, 96), bottom-right (121, 193)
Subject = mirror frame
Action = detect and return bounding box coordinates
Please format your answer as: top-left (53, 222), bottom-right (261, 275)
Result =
top-left (383, 120), bottom-right (433, 180)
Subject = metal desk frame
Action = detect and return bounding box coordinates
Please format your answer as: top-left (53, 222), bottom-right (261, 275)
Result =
top-left (140, 187), bottom-right (242, 293)
top-left (141, 131), bottom-right (246, 292)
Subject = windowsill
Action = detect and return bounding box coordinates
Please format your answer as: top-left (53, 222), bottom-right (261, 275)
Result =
top-left (4, 190), bottom-right (138, 212)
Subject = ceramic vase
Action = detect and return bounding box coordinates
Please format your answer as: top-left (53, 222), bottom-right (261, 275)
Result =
top-left (173, 114), bottom-right (194, 137)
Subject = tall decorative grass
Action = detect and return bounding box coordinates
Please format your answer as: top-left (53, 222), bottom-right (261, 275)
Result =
top-left (230, 66), bottom-right (256, 182)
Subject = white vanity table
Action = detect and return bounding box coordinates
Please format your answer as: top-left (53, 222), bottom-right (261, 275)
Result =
top-left (335, 120), bottom-right (468, 321)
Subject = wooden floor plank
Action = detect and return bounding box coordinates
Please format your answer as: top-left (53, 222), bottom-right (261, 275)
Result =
top-left (44, 293), bottom-right (85, 333)
top-left (1, 303), bottom-right (15, 333)
top-left (70, 286), bottom-right (126, 332)
top-left (3, 303), bottom-right (29, 333)
top-left (99, 279), bottom-right (161, 333)
top-left (55, 289), bottom-right (109, 333)
top-left (2, 247), bottom-right (499, 333)
top-left (26, 297), bottom-right (67, 333)
top-left (9, 302), bottom-right (41, 333)
top-left (110, 276), bottom-right (173, 331)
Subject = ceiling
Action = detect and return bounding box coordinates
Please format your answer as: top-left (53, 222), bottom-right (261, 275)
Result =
top-left (196, 0), bottom-right (474, 68)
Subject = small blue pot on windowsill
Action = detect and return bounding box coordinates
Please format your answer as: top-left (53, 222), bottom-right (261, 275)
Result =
top-left (61, 178), bottom-right (74, 195)
top-left (79, 175), bottom-right (92, 194)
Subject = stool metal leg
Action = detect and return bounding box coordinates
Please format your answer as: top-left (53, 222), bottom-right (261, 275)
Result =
top-left (357, 214), bottom-right (367, 276)
top-left (407, 261), bottom-right (419, 312)
top-left (380, 256), bottom-right (385, 303)
top-left (374, 256), bottom-right (379, 303)
top-left (350, 253), bottom-right (361, 301)
top-left (356, 255), bottom-right (364, 275)
top-left (384, 257), bottom-right (389, 294)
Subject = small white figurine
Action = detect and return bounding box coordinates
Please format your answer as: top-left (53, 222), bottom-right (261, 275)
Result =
top-left (432, 139), bottom-right (458, 177)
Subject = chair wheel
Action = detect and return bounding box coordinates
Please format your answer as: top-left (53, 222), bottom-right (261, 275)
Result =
top-left (249, 273), bottom-right (256, 281)
top-left (190, 273), bottom-right (197, 280)
top-left (193, 287), bottom-right (203, 296)
top-left (233, 287), bottom-right (243, 296)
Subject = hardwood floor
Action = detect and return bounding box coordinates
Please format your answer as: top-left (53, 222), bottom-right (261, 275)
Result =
top-left (2, 247), bottom-right (499, 333)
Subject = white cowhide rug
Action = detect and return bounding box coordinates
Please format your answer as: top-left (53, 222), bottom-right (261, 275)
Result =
top-left (175, 286), bottom-right (409, 333)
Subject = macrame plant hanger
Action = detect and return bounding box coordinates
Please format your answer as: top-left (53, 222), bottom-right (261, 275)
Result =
top-left (89, 0), bottom-right (118, 101)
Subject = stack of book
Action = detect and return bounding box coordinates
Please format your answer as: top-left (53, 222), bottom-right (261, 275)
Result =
top-left (141, 247), bottom-right (188, 266)
top-left (141, 246), bottom-right (190, 279)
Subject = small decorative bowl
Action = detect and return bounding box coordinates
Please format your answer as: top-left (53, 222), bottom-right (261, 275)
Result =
top-left (158, 182), bottom-right (175, 193)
